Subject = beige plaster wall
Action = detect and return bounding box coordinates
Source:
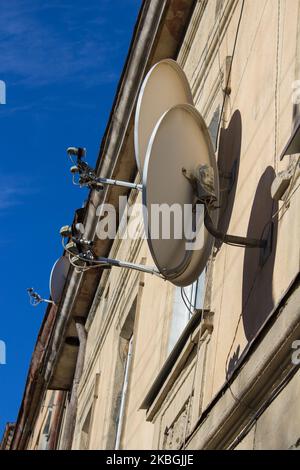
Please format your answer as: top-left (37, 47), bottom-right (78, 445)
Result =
top-left (180, 0), bottom-right (300, 410)
top-left (73, 0), bottom-right (300, 450)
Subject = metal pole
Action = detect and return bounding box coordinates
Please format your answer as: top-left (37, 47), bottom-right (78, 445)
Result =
top-left (43, 299), bottom-right (55, 305)
top-left (78, 255), bottom-right (162, 277)
top-left (96, 177), bottom-right (142, 191)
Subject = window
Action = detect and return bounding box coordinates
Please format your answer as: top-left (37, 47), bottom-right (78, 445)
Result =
top-left (79, 406), bottom-right (92, 450)
top-left (38, 391), bottom-right (55, 450)
top-left (168, 271), bottom-right (206, 354)
top-left (77, 373), bottom-right (100, 450)
top-left (38, 410), bottom-right (52, 450)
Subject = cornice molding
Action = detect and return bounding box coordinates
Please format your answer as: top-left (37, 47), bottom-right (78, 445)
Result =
top-left (178, 0), bottom-right (208, 68)
top-left (190, 0), bottom-right (238, 96)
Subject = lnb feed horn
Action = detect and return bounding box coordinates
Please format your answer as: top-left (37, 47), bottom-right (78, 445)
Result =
top-left (67, 147), bottom-right (86, 159)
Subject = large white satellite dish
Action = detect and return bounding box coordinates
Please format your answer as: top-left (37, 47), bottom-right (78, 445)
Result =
top-left (143, 104), bottom-right (219, 287)
top-left (134, 59), bottom-right (193, 175)
top-left (64, 59), bottom-right (267, 289)
top-left (49, 256), bottom-right (70, 304)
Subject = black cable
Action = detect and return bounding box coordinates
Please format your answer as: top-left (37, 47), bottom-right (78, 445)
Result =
top-left (182, 286), bottom-right (194, 308)
top-left (215, 0), bottom-right (245, 149)
top-left (180, 288), bottom-right (195, 317)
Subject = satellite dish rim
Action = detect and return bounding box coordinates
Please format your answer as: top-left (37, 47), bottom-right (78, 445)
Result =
top-left (49, 256), bottom-right (70, 305)
top-left (134, 59), bottom-right (193, 175)
top-left (142, 103), bottom-right (219, 287)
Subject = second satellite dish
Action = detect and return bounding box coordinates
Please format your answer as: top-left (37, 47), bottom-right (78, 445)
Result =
top-left (49, 256), bottom-right (70, 304)
top-left (143, 104), bottom-right (219, 287)
top-left (134, 59), bottom-right (193, 175)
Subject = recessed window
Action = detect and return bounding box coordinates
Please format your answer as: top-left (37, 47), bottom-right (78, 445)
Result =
top-left (168, 272), bottom-right (206, 354)
top-left (79, 406), bottom-right (92, 450)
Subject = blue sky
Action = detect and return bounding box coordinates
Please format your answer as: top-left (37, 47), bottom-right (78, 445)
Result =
top-left (0, 0), bottom-right (141, 437)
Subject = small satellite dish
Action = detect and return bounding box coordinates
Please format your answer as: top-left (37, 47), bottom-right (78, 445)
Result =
top-left (49, 256), bottom-right (70, 304)
top-left (143, 104), bottom-right (219, 287)
top-left (134, 59), bottom-right (193, 175)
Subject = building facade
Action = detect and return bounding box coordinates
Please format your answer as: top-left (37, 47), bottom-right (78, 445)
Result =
top-left (3, 0), bottom-right (300, 450)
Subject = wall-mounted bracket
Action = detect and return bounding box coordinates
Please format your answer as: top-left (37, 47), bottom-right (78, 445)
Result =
top-left (219, 159), bottom-right (237, 194)
top-left (204, 211), bottom-right (266, 249)
top-left (27, 288), bottom-right (55, 307)
top-left (68, 147), bottom-right (142, 192)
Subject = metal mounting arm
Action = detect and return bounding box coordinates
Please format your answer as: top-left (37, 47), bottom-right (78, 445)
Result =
top-left (68, 148), bottom-right (142, 192)
top-left (183, 166), bottom-right (267, 248)
top-left (76, 254), bottom-right (162, 277)
top-left (62, 226), bottom-right (161, 278)
top-left (204, 211), bottom-right (266, 248)
top-left (94, 177), bottom-right (142, 191)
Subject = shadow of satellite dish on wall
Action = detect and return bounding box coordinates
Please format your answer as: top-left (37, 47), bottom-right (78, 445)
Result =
top-left (216, 110), bottom-right (242, 248)
top-left (242, 166), bottom-right (278, 342)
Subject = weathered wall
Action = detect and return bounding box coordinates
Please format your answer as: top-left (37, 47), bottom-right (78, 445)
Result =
top-left (73, 190), bottom-right (175, 450)
top-left (72, 0), bottom-right (300, 450)
top-left (235, 370), bottom-right (300, 450)
top-left (180, 0), bottom-right (300, 407)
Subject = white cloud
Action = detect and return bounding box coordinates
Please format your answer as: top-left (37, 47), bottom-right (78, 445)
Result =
top-left (0, 0), bottom-right (122, 88)
top-left (0, 175), bottom-right (38, 211)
